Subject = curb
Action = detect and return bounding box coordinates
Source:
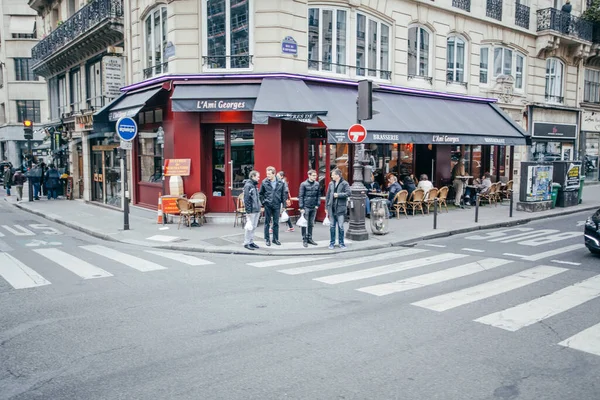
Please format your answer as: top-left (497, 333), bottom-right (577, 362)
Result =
top-left (12, 201), bottom-right (599, 257)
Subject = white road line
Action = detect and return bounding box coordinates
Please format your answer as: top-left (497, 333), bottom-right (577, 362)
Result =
top-left (81, 245), bottom-right (167, 272)
top-left (0, 230), bottom-right (4, 237)
top-left (461, 248), bottom-right (485, 253)
top-left (145, 250), bottom-right (214, 266)
top-left (279, 248), bottom-right (426, 275)
top-left (559, 322), bottom-right (600, 357)
top-left (551, 260), bottom-right (581, 266)
top-left (1, 225), bottom-right (35, 236)
top-left (248, 256), bottom-right (332, 268)
top-left (423, 244), bottom-right (446, 248)
top-left (357, 258), bottom-right (512, 296)
top-left (34, 248), bottom-right (112, 279)
top-left (0, 253), bottom-right (51, 289)
top-left (521, 244), bottom-right (586, 261)
top-left (412, 265), bottom-right (568, 312)
top-left (316, 253), bottom-right (467, 285)
top-left (503, 253), bottom-right (527, 258)
top-left (475, 274), bottom-right (600, 332)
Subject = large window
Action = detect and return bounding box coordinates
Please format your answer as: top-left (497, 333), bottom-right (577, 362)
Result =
top-left (308, 8), bottom-right (348, 74)
top-left (204, 0), bottom-right (251, 70)
top-left (408, 26), bottom-right (430, 79)
top-left (70, 69), bottom-right (81, 112)
top-left (584, 69), bottom-right (600, 103)
top-left (16, 100), bottom-right (41, 123)
top-left (446, 36), bottom-right (466, 83)
top-left (14, 58), bottom-right (37, 81)
top-left (48, 77), bottom-right (59, 120)
top-left (57, 75), bottom-right (67, 117)
top-left (144, 6), bottom-right (168, 78)
top-left (480, 47), bottom-right (489, 84)
top-left (545, 58), bottom-right (564, 103)
top-left (138, 134), bottom-right (163, 183)
top-left (87, 60), bottom-right (103, 109)
top-left (356, 13), bottom-right (390, 79)
top-left (480, 45), bottom-right (525, 90)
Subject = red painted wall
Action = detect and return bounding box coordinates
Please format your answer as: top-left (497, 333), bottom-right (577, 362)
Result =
top-left (281, 120), bottom-right (306, 197)
top-left (254, 119), bottom-right (282, 179)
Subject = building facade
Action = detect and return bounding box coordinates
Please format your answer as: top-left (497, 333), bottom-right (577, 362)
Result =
top-left (0, 0), bottom-right (47, 168)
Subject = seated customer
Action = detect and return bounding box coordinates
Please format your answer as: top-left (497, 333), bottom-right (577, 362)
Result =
top-left (365, 173), bottom-right (381, 216)
top-left (386, 175), bottom-right (403, 209)
top-left (417, 174), bottom-right (434, 197)
top-left (403, 175), bottom-right (417, 198)
top-left (465, 172), bottom-right (492, 205)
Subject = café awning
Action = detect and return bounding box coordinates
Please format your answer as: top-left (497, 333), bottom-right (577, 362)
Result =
top-left (310, 84), bottom-right (528, 146)
top-left (171, 84), bottom-right (260, 112)
top-left (101, 87), bottom-right (166, 122)
top-left (252, 78), bottom-right (328, 124)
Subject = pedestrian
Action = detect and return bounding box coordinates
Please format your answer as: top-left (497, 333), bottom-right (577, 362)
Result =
top-left (3, 165), bottom-right (12, 196)
top-left (561, 0), bottom-right (571, 34)
top-left (277, 171), bottom-right (294, 232)
top-left (44, 164), bottom-right (60, 200)
top-left (325, 168), bottom-right (351, 250)
top-left (12, 169), bottom-right (26, 201)
top-left (259, 166), bottom-right (288, 246)
top-left (243, 170), bottom-right (261, 251)
top-left (29, 164), bottom-right (42, 200)
top-left (451, 158), bottom-right (466, 207)
top-left (298, 169), bottom-right (320, 247)
top-left (40, 162), bottom-right (47, 197)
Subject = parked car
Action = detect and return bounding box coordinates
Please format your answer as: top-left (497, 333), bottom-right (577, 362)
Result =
top-left (584, 208), bottom-right (600, 255)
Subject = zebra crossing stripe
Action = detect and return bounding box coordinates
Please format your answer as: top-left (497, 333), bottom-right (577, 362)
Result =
top-left (316, 253), bottom-right (467, 285)
top-left (475, 274), bottom-right (600, 332)
top-left (559, 322), bottom-right (600, 357)
top-left (81, 245), bottom-right (166, 272)
top-left (356, 258), bottom-right (511, 296)
top-left (248, 256), bottom-right (332, 268)
top-left (34, 248), bottom-right (113, 279)
top-left (0, 253), bottom-right (51, 289)
top-left (145, 250), bottom-right (214, 266)
top-left (412, 265), bottom-right (568, 312)
top-left (521, 244), bottom-right (585, 261)
top-left (1, 225), bottom-right (34, 236)
top-left (279, 248), bottom-right (426, 275)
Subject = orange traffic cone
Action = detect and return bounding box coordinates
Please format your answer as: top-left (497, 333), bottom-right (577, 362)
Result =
top-left (157, 192), bottom-right (164, 224)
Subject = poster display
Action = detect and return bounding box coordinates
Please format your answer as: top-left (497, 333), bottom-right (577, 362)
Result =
top-left (565, 163), bottom-right (580, 190)
top-left (525, 165), bottom-right (553, 202)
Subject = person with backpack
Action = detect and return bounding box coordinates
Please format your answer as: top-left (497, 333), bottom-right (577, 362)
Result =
top-left (3, 164), bottom-right (12, 196)
top-left (44, 164), bottom-right (60, 200)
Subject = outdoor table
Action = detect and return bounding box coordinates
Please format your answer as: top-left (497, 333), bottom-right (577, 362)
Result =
top-left (188, 198), bottom-right (204, 227)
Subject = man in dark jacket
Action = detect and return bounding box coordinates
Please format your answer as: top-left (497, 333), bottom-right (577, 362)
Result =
top-left (325, 168), bottom-right (351, 250)
top-left (298, 169), bottom-right (321, 247)
top-left (28, 164), bottom-right (42, 200)
top-left (44, 165), bottom-right (60, 200)
top-left (259, 166), bottom-right (288, 246)
top-left (12, 169), bottom-right (26, 201)
top-left (243, 170), bottom-right (261, 250)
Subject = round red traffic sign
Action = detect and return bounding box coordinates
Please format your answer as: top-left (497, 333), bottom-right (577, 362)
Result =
top-left (347, 124), bottom-right (367, 143)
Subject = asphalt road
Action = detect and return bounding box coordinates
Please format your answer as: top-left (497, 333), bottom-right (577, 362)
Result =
top-left (1, 197), bottom-right (599, 400)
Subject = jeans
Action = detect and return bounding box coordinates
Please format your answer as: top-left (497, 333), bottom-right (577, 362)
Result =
top-left (365, 197), bottom-right (372, 214)
top-left (33, 183), bottom-right (40, 199)
top-left (16, 185), bottom-right (23, 200)
top-left (263, 205), bottom-right (280, 241)
top-left (301, 208), bottom-right (317, 241)
top-left (5, 186), bottom-right (10, 196)
top-left (47, 189), bottom-right (57, 199)
top-left (244, 213), bottom-right (260, 245)
top-left (329, 213), bottom-right (345, 246)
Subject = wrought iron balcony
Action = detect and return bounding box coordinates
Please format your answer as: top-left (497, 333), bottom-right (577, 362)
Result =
top-left (486, 0), bottom-right (502, 21)
top-left (452, 0), bottom-right (470, 12)
top-left (143, 62), bottom-right (169, 79)
top-left (31, 0), bottom-right (123, 77)
top-left (537, 8), bottom-right (593, 42)
top-left (515, 2), bottom-right (530, 30)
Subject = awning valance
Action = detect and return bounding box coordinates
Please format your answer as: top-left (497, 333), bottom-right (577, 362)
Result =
top-left (171, 84), bottom-right (260, 112)
top-left (10, 16), bottom-right (36, 35)
top-left (102, 87), bottom-right (165, 122)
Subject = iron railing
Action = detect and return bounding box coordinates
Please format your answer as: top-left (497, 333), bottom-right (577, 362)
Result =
top-left (31, 0), bottom-right (123, 64)
top-left (202, 55), bottom-right (253, 69)
top-left (452, 0), bottom-right (471, 12)
top-left (515, 2), bottom-right (530, 29)
top-left (545, 94), bottom-right (564, 103)
top-left (486, 0), bottom-right (503, 21)
top-left (537, 8), bottom-right (593, 42)
top-left (307, 60), bottom-right (392, 80)
top-left (143, 62), bottom-right (169, 79)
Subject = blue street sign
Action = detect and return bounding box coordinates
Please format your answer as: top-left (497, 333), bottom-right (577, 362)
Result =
top-left (115, 117), bottom-right (138, 142)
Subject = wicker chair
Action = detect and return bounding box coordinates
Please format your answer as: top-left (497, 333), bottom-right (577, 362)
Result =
top-left (234, 193), bottom-right (246, 227)
top-left (479, 183), bottom-right (498, 206)
top-left (407, 188), bottom-right (426, 216)
top-left (190, 192), bottom-right (207, 225)
top-left (176, 198), bottom-right (194, 229)
top-left (423, 188), bottom-right (439, 214)
top-left (437, 186), bottom-right (449, 213)
top-left (392, 190), bottom-right (409, 219)
top-left (502, 180), bottom-right (513, 201)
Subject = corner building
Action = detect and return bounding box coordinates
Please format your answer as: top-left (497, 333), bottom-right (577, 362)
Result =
top-left (99, 0), bottom-right (593, 213)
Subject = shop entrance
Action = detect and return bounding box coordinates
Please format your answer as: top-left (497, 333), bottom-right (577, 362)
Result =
top-left (91, 143), bottom-right (121, 206)
top-left (209, 126), bottom-right (255, 212)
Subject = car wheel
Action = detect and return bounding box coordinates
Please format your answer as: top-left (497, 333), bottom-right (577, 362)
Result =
top-left (589, 247), bottom-right (600, 255)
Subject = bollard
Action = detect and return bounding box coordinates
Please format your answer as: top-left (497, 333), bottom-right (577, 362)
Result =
top-left (509, 190), bottom-right (513, 218)
top-left (475, 193), bottom-right (479, 223)
top-left (433, 198), bottom-right (438, 230)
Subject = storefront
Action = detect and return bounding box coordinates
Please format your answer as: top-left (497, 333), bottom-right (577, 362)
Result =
top-left (90, 135), bottom-right (122, 206)
top-left (582, 110), bottom-right (600, 182)
top-left (528, 105), bottom-right (579, 163)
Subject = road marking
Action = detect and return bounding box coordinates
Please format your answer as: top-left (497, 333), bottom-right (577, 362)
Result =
top-left (475, 274), bottom-right (600, 332)
top-left (280, 248), bottom-right (426, 275)
top-left (576, 221), bottom-right (586, 227)
top-left (461, 248), bottom-right (485, 253)
top-left (145, 250), bottom-right (214, 266)
top-left (316, 253), bottom-right (467, 285)
top-left (25, 240), bottom-right (62, 247)
top-left (248, 256), bottom-right (332, 268)
top-left (559, 322), bottom-right (600, 356)
top-left (503, 253), bottom-right (527, 258)
top-left (34, 248), bottom-right (112, 279)
top-left (1, 225), bottom-right (35, 236)
top-left (0, 231), bottom-right (4, 237)
top-left (357, 258), bottom-right (512, 296)
top-left (412, 265), bottom-right (568, 312)
top-left (146, 235), bottom-right (180, 243)
top-left (81, 245), bottom-right (167, 272)
top-left (0, 253), bottom-right (51, 289)
top-left (521, 244), bottom-right (586, 261)
top-left (423, 244), bottom-right (446, 248)
top-left (550, 260), bottom-right (581, 266)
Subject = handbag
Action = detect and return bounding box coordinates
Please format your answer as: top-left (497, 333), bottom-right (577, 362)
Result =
top-left (322, 212), bottom-right (331, 226)
top-left (244, 219), bottom-right (254, 231)
top-left (280, 210), bottom-right (289, 223)
top-left (296, 215), bottom-right (308, 227)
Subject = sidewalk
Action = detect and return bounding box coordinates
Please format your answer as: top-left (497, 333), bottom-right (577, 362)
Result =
top-left (4, 184), bottom-right (600, 256)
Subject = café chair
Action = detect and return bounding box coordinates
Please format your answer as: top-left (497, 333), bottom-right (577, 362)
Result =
top-left (176, 198), bottom-right (194, 229)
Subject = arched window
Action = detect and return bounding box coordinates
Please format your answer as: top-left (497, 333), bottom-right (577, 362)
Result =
top-left (446, 36), bottom-right (466, 83)
top-left (479, 45), bottom-right (526, 91)
top-left (408, 26), bottom-right (431, 78)
top-left (545, 58), bottom-right (564, 103)
top-left (144, 5), bottom-right (168, 78)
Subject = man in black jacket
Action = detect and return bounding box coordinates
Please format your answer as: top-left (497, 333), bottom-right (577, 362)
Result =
top-left (259, 166), bottom-right (288, 246)
top-left (325, 169), bottom-right (352, 249)
top-left (243, 170), bottom-right (261, 250)
top-left (298, 169), bottom-right (321, 247)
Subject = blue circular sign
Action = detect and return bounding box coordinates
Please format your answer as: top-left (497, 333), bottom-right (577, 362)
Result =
top-left (115, 117), bottom-right (138, 142)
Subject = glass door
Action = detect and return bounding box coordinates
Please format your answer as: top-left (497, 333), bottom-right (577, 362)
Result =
top-left (92, 151), bottom-right (104, 202)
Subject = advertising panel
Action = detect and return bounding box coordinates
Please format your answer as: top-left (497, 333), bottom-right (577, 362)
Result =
top-left (525, 165), bottom-right (553, 202)
top-left (565, 163), bottom-right (581, 190)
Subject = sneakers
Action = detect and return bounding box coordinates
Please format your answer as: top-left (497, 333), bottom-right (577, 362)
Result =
top-left (328, 244), bottom-right (335, 250)
top-left (339, 244), bottom-right (347, 250)
top-left (244, 244), bottom-right (255, 251)
top-left (250, 243), bottom-right (259, 249)
top-left (303, 241), bottom-right (308, 248)
top-left (307, 239), bottom-right (318, 246)
top-left (286, 227), bottom-right (295, 232)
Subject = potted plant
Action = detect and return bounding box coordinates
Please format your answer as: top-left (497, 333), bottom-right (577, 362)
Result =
top-left (583, 0), bottom-right (600, 42)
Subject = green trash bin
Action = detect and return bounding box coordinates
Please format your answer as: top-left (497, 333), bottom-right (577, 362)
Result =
top-left (578, 176), bottom-right (585, 204)
top-left (551, 183), bottom-right (561, 209)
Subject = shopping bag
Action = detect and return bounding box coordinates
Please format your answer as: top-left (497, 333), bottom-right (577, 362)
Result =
top-left (280, 210), bottom-right (289, 223)
top-left (296, 215), bottom-right (308, 227)
top-left (322, 213), bottom-right (331, 226)
top-left (244, 219), bottom-right (253, 231)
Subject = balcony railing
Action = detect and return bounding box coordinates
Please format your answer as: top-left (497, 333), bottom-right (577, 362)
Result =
top-left (452, 0), bottom-right (470, 12)
top-left (202, 55), bottom-right (253, 69)
top-left (31, 0), bottom-right (123, 64)
top-left (143, 62), bottom-right (169, 79)
top-left (486, 0), bottom-right (503, 21)
top-left (515, 2), bottom-right (530, 29)
top-left (545, 94), bottom-right (564, 104)
top-left (537, 8), bottom-right (593, 42)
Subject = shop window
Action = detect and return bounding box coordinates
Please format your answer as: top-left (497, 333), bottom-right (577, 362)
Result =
top-left (308, 129), bottom-right (328, 195)
top-left (446, 36), bottom-right (466, 84)
top-left (545, 58), bottom-right (564, 103)
top-left (329, 143), bottom-right (349, 181)
top-left (14, 58), bottom-right (38, 81)
top-left (203, 0), bottom-right (252, 70)
top-left (585, 132), bottom-right (599, 182)
top-left (70, 69), bottom-right (81, 113)
top-left (138, 134), bottom-right (163, 183)
top-left (144, 6), bottom-right (168, 78)
top-left (408, 26), bottom-right (431, 80)
top-left (480, 47), bottom-right (488, 84)
top-left (531, 141), bottom-right (565, 162)
top-left (584, 69), bottom-right (600, 103)
top-left (356, 13), bottom-right (391, 79)
top-left (16, 100), bottom-right (40, 123)
top-left (308, 8), bottom-right (348, 74)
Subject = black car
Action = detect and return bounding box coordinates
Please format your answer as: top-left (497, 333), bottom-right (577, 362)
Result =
top-left (584, 208), bottom-right (600, 255)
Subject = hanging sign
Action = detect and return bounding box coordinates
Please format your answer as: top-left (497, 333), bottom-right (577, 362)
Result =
top-left (102, 56), bottom-right (124, 100)
top-left (281, 36), bottom-right (298, 55)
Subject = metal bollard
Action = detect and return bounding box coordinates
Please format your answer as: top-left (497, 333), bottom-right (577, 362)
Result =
top-left (433, 198), bottom-right (438, 230)
top-left (509, 190), bottom-right (513, 218)
top-left (475, 193), bottom-right (479, 223)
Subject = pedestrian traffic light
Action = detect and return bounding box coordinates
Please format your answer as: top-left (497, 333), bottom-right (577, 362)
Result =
top-left (23, 120), bottom-right (33, 140)
top-left (357, 80), bottom-right (379, 121)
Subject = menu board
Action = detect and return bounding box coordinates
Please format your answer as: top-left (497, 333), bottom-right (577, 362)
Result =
top-left (164, 159), bottom-right (191, 177)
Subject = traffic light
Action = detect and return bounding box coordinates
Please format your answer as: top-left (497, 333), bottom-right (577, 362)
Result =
top-left (357, 80), bottom-right (379, 121)
top-left (23, 120), bottom-right (33, 140)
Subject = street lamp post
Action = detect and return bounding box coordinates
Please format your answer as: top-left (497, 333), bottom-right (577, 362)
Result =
top-left (156, 127), bottom-right (166, 225)
top-left (23, 120), bottom-right (34, 202)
